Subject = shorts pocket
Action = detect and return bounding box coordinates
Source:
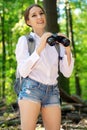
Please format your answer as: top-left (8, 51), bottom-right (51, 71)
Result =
top-left (22, 78), bottom-right (38, 90)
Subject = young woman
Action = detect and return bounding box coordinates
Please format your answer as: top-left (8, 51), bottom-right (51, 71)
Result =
top-left (15, 4), bottom-right (74, 130)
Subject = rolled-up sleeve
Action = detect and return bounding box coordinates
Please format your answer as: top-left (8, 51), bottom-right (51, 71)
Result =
top-left (60, 54), bottom-right (74, 78)
top-left (15, 36), bottom-right (40, 78)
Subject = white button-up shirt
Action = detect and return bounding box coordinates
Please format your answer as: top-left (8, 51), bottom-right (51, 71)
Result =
top-left (15, 32), bottom-right (74, 85)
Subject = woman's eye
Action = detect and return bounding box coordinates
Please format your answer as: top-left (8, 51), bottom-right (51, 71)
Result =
top-left (40, 12), bottom-right (44, 15)
top-left (32, 14), bottom-right (36, 17)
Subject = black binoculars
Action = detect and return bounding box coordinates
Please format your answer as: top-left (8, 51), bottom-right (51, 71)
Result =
top-left (47, 34), bottom-right (70, 47)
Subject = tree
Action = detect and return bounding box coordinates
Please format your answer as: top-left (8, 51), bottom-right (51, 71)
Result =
top-left (43, 0), bottom-right (59, 33)
top-left (65, 1), bottom-right (81, 96)
top-left (43, 0), bottom-right (70, 94)
top-left (1, 1), bottom-right (6, 98)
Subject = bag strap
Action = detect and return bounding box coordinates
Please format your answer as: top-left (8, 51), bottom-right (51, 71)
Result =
top-left (25, 34), bottom-right (35, 55)
top-left (55, 44), bottom-right (59, 56)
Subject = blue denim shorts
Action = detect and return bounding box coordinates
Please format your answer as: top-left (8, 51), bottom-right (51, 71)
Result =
top-left (18, 78), bottom-right (60, 107)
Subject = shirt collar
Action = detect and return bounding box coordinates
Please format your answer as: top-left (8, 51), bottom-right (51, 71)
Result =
top-left (30, 32), bottom-right (41, 40)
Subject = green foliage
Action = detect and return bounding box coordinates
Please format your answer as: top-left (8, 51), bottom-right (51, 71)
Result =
top-left (59, 0), bottom-right (87, 99)
top-left (0, 0), bottom-right (36, 104)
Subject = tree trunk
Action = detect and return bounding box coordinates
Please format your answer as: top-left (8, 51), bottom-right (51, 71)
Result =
top-left (65, 1), bottom-right (81, 96)
top-left (43, 0), bottom-right (70, 95)
top-left (1, 4), bottom-right (6, 98)
top-left (43, 0), bottom-right (59, 33)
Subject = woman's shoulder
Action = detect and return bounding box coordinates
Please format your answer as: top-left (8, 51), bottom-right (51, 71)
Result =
top-left (18, 35), bottom-right (27, 42)
top-left (16, 35), bottom-right (28, 50)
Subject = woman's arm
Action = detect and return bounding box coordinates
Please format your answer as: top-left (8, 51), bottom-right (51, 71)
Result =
top-left (15, 36), bottom-right (40, 78)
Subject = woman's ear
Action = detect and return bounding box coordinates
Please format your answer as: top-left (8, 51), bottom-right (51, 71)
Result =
top-left (26, 20), bottom-right (31, 26)
top-left (26, 20), bottom-right (32, 27)
top-left (26, 20), bottom-right (31, 27)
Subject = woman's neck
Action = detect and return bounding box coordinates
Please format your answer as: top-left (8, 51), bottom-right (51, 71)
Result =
top-left (34, 29), bottom-right (46, 37)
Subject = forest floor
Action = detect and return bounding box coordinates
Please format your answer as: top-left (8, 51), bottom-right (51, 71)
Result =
top-left (0, 100), bottom-right (87, 130)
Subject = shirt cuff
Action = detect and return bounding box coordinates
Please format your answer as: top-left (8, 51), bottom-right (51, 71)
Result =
top-left (62, 54), bottom-right (74, 67)
top-left (60, 54), bottom-right (74, 77)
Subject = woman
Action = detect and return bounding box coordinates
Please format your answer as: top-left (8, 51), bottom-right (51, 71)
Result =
top-left (15, 4), bottom-right (74, 130)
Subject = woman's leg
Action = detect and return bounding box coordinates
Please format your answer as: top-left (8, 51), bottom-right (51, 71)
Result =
top-left (41, 105), bottom-right (61, 130)
top-left (18, 99), bottom-right (41, 130)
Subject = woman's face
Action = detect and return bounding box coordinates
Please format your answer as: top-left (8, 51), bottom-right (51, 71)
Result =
top-left (27, 6), bottom-right (46, 31)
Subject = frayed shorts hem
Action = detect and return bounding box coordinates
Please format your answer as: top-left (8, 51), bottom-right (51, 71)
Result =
top-left (18, 97), bottom-right (60, 108)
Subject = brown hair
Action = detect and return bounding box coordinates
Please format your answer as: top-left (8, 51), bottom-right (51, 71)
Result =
top-left (24, 4), bottom-right (46, 26)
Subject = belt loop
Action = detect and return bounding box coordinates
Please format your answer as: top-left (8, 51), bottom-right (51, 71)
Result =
top-left (46, 85), bottom-right (48, 94)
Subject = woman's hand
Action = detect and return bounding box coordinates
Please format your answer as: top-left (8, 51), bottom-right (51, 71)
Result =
top-left (57, 33), bottom-right (70, 47)
top-left (36, 32), bottom-right (52, 55)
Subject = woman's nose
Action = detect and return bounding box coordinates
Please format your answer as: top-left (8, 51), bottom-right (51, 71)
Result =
top-left (37, 15), bottom-right (42, 18)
